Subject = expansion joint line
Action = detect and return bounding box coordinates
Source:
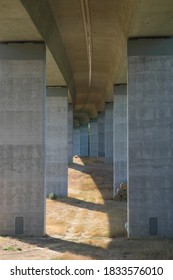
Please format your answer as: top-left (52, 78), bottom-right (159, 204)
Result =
top-left (80, 0), bottom-right (92, 87)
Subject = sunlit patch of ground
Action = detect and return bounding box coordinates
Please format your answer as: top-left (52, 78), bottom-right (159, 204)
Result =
top-left (0, 157), bottom-right (173, 260)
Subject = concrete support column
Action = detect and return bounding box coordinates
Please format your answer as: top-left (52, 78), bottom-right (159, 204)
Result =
top-left (128, 38), bottom-right (173, 238)
top-left (0, 43), bottom-right (46, 236)
top-left (105, 103), bottom-right (113, 164)
top-left (113, 85), bottom-right (127, 195)
top-left (89, 118), bottom-right (98, 157)
top-left (80, 124), bottom-right (89, 156)
top-left (46, 87), bottom-right (68, 197)
top-left (73, 127), bottom-right (80, 156)
top-left (98, 112), bottom-right (105, 157)
top-left (68, 104), bottom-right (73, 163)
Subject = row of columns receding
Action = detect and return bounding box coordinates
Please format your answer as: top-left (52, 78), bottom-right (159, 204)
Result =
top-left (0, 38), bottom-right (173, 238)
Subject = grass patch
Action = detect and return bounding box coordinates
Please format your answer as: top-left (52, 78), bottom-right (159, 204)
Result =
top-left (3, 246), bottom-right (22, 252)
top-left (47, 193), bottom-right (57, 200)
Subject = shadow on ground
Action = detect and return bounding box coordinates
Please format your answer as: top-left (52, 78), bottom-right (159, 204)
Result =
top-left (1, 157), bottom-right (173, 260)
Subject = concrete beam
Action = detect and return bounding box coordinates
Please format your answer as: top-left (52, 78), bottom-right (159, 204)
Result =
top-left (113, 85), bottom-right (127, 195)
top-left (128, 38), bottom-right (173, 238)
top-left (98, 112), bottom-right (105, 157)
top-left (20, 0), bottom-right (76, 103)
top-left (80, 124), bottom-right (89, 156)
top-left (105, 103), bottom-right (113, 164)
top-left (46, 87), bottom-right (68, 197)
top-left (0, 43), bottom-right (46, 236)
top-left (73, 128), bottom-right (80, 156)
top-left (68, 104), bottom-right (73, 163)
top-left (89, 118), bottom-right (98, 157)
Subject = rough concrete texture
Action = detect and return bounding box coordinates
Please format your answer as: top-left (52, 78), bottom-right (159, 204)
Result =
top-left (68, 104), bottom-right (73, 163)
top-left (89, 119), bottom-right (98, 157)
top-left (46, 87), bottom-right (68, 197)
top-left (80, 124), bottom-right (89, 156)
top-left (128, 38), bottom-right (173, 238)
top-left (98, 112), bottom-right (105, 157)
top-left (73, 128), bottom-right (80, 156)
top-left (0, 43), bottom-right (46, 236)
top-left (113, 85), bottom-right (127, 195)
top-left (105, 103), bottom-right (113, 164)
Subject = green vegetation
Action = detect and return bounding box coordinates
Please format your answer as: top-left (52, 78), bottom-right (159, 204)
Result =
top-left (3, 246), bottom-right (22, 251)
top-left (47, 192), bottom-right (57, 200)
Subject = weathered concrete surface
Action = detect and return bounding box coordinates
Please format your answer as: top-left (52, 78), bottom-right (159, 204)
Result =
top-left (113, 85), bottom-right (127, 195)
top-left (46, 87), bottom-right (68, 197)
top-left (0, 43), bottom-right (46, 236)
top-left (73, 128), bottom-right (80, 156)
top-left (98, 112), bottom-right (105, 157)
top-left (2, 1), bottom-right (173, 125)
top-left (80, 124), bottom-right (89, 156)
top-left (20, 0), bottom-right (75, 102)
top-left (68, 104), bottom-right (73, 163)
top-left (128, 38), bottom-right (173, 238)
top-left (20, 0), bottom-right (136, 121)
top-left (105, 103), bottom-right (113, 164)
top-left (89, 119), bottom-right (98, 157)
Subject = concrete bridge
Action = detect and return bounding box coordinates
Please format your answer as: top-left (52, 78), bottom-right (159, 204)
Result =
top-left (0, 0), bottom-right (173, 238)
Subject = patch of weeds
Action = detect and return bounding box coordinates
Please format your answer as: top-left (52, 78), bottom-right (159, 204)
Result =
top-left (47, 192), bottom-right (57, 200)
top-left (3, 246), bottom-right (22, 251)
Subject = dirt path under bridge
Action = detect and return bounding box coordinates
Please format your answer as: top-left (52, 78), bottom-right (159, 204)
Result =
top-left (0, 157), bottom-right (173, 260)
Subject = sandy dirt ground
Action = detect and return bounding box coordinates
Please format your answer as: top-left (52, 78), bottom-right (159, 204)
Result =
top-left (0, 157), bottom-right (173, 260)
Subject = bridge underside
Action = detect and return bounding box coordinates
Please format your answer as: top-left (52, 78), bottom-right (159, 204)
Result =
top-left (0, 0), bottom-right (173, 238)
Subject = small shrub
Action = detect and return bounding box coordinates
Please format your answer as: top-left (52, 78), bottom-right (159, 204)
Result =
top-left (3, 246), bottom-right (22, 251)
top-left (48, 192), bottom-right (57, 200)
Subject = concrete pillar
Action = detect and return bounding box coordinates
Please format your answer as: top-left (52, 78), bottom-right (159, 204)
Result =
top-left (68, 104), bottom-right (73, 163)
top-left (128, 38), bottom-right (173, 238)
top-left (46, 87), bottom-right (68, 197)
top-left (0, 43), bottom-right (46, 236)
top-left (80, 124), bottom-right (89, 156)
top-left (113, 85), bottom-right (127, 195)
top-left (98, 112), bottom-right (105, 157)
top-left (73, 128), bottom-right (80, 156)
top-left (89, 118), bottom-right (98, 157)
top-left (105, 103), bottom-right (113, 164)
